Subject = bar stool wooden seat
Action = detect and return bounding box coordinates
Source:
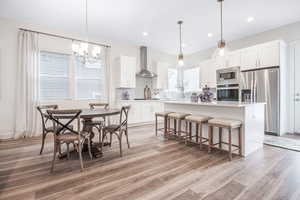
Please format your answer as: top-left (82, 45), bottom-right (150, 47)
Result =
top-left (207, 118), bottom-right (242, 161)
top-left (155, 111), bottom-right (174, 137)
top-left (167, 112), bottom-right (190, 139)
top-left (185, 115), bottom-right (212, 149)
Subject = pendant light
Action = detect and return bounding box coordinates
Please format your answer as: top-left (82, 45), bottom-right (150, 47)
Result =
top-left (217, 0), bottom-right (226, 57)
top-left (177, 20), bottom-right (184, 66)
top-left (72, 0), bottom-right (101, 64)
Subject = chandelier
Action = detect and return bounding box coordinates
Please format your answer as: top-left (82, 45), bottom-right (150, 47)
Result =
top-left (71, 0), bottom-right (101, 64)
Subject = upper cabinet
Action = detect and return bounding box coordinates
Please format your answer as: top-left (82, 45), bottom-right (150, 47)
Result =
top-left (215, 55), bottom-right (226, 69)
top-left (258, 41), bottom-right (280, 68)
top-left (215, 50), bottom-right (241, 69)
top-left (199, 59), bottom-right (217, 88)
top-left (155, 62), bottom-right (169, 89)
top-left (241, 46), bottom-right (259, 71)
top-left (241, 41), bottom-right (282, 71)
top-left (115, 56), bottom-right (137, 88)
top-left (226, 50), bottom-right (241, 68)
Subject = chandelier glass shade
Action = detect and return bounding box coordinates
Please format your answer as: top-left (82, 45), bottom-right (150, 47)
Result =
top-left (72, 0), bottom-right (102, 64)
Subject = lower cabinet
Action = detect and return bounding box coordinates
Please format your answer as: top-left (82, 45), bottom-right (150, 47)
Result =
top-left (117, 101), bottom-right (164, 125)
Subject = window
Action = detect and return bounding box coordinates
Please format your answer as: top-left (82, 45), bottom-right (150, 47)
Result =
top-left (75, 58), bottom-right (105, 100)
top-left (39, 51), bottom-right (106, 101)
top-left (39, 51), bottom-right (70, 100)
top-left (183, 67), bottom-right (200, 92)
top-left (167, 68), bottom-right (178, 92)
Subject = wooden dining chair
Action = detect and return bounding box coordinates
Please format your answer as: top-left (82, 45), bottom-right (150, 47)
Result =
top-left (88, 103), bottom-right (109, 130)
top-left (88, 103), bottom-right (110, 145)
top-left (47, 109), bottom-right (92, 172)
top-left (36, 105), bottom-right (58, 155)
top-left (101, 106), bottom-right (130, 157)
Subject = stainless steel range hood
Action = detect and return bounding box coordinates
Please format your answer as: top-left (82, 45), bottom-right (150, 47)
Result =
top-left (137, 46), bottom-right (157, 78)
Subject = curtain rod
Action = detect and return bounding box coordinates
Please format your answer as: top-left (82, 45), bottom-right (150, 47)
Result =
top-left (19, 28), bottom-right (111, 48)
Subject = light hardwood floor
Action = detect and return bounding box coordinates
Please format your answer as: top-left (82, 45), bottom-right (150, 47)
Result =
top-left (1, 125), bottom-right (300, 200)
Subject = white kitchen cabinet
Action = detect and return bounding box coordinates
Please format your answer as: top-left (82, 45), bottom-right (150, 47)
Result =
top-left (241, 41), bottom-right (281, 71)
top-left (258, 41), bottom-right (280, 68)
top-left (215, 55), bottom-right (226, 69)
top-left (241, 46), bottom-right (259, 71)
top-left (117, 100), bottom-right (164, 125)
top-left (226, 50), bottom-right (241, 68)
top-left (115, 56), bottom-right (137, 88)
top-left (183, 67), bottom-right (200, 92)
top-left (155, 62), bottom-right (169, 89)
top-left (199, 59), bottom-right (217, 88)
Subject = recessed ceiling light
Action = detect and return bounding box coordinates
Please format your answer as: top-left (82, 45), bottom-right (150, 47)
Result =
top-left (247, 17), bottom-right (255, 23)
top-left (208, 33), bottom-right (213, 37)
top-left (142, 32), bottom-right (148, 36)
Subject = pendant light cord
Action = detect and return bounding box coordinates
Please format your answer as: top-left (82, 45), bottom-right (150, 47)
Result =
top-left (220, 0), bottom-right (223, 41)
top-left (178, 21), bottom-right (183, 55)
top-left (85, 0), bottom-right (88, 42)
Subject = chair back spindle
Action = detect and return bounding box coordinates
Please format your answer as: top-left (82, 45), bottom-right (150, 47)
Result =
top-left (36, 105), bottom-right (58, 132)
top-left (119, 106), bottom-right (130, 128)
top-left (46, 109), bottom-right (82, 136)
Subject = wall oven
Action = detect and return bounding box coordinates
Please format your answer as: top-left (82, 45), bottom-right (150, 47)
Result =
top-left (217, 84), bottom-right (239, 101)
top-left (216, 67), bottom-right (240, 101)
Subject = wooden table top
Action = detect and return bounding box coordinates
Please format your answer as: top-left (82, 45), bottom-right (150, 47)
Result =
top-left (43, 108), bottom-right (121, 119)
top-left (80, 108), bottom-right (121, 119)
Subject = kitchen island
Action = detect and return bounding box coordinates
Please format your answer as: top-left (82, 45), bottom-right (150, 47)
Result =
top-left (163, 101), bottom-right (266, 156)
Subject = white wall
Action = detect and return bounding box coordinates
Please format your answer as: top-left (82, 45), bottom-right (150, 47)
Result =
top-left (0, 18), bottom-right (176, 139)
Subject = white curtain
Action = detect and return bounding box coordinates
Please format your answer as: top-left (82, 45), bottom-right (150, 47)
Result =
top-left (104, 47), bottom-right (112, 106)
top-left (13, 30), bottom-right (40, 139)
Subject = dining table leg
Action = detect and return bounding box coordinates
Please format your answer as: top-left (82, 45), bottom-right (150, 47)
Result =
top-left (81, 118), bottom-right (103, 158)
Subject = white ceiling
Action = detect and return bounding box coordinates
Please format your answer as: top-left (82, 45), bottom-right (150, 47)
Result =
top-left (1, 0), bottom-right (300, 54)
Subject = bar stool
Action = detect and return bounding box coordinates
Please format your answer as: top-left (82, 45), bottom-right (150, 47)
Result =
top-left (155, 111), bottom-right (173, 137)
top-left (207, 118), bottom-right (242, 161)
top-left (167, 112), bottom-right (190, 140)
top-left (185, 115), bottom-right (212, 149)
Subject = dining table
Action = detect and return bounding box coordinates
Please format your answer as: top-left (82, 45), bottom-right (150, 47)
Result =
top-left (80, 108), bottom-right (121, 158)
top-left (44, 107), bottom-right (121, 158)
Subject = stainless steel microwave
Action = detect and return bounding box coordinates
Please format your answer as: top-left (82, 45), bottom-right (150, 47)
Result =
top-left (216, 67), bottom-right (241, 85)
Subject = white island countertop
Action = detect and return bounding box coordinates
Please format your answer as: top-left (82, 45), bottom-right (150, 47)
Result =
top-left (163, 100), bottom-right (266, 108)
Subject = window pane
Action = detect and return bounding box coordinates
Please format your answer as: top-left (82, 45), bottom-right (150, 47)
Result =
top-left (40, 52), bottom-right (69, 76)
top-left (183, 68), bottom-right (200, 92)
top-left (76, 79), bottom-right (105, 100)
top-left (40, 77), bottom-right (70, 100)
top-left (75, 57), bottom-right (106, 100)
top-left (168, 68), bottom-right (178, 92)
top-left (39, 51), bottom-right (70, 100)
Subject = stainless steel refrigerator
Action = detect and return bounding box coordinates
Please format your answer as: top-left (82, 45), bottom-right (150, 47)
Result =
top-left (240, 67), bottom-right (280, 135)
